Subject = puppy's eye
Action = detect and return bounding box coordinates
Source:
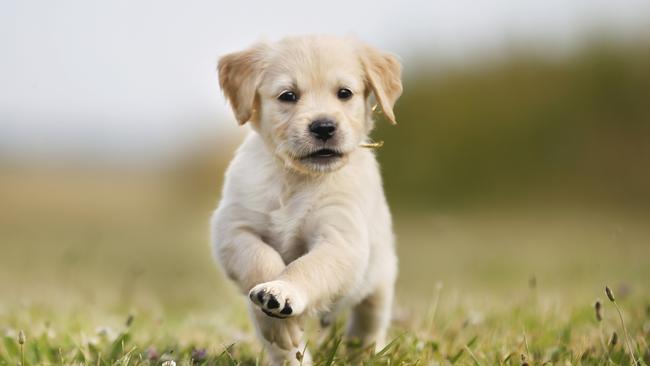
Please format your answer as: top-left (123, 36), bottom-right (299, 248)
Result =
top-left (278, 91), bottom-right (298, 103)
top-left (337, 88), bottom-right (353, 100)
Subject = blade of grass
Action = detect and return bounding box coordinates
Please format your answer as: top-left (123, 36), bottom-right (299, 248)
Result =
top-left (323, 336), bottom-right (342, 366)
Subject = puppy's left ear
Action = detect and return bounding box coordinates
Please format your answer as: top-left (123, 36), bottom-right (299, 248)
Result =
top-left (218, 42), bottom-right (268, 125)
top-left (360, 45), bottom-right (403, 124)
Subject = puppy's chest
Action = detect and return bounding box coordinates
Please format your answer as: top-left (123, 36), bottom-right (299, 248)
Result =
top-left (263, 188), bottom-right (316, 260)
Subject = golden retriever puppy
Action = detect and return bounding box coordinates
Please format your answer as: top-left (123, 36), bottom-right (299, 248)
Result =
top-left (211, 35), bottom-right (402, 365)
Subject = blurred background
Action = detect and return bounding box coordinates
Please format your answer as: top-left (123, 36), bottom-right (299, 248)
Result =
top-left (1, 0), bottom-right (649, 318)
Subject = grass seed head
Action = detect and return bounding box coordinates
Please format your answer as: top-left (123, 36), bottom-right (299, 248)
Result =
top-left (595, 300), bottom-right (603, 321)
top-left (609, 331), bottom-right (618, 346)
top-left (125, 314), bottom-right (134, 327)
top-left (605, 286), bottom-right (615, 302)
top-left (18, 330), bottom-right (25, 345)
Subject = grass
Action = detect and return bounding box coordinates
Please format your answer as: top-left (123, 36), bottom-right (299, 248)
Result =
top-left (1, 284), bottom-right (648, 365)
top-left (1, 169), bottom-right (649, 365)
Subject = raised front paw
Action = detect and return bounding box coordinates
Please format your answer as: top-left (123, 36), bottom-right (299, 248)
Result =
top-left (249, 280), bottom-right (306, 319)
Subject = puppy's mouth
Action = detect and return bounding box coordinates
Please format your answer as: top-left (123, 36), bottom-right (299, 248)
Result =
top-left (300, 148), bottom-right (343, 163)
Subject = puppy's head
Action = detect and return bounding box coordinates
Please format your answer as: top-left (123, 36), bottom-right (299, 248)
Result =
top-left (218, 35), bottom-right (402, 174)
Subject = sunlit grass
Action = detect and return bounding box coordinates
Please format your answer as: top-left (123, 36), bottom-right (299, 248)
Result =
top-left (1, 284), bottom-right (648, 365)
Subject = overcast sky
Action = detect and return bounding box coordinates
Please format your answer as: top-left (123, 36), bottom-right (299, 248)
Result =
top-left (1, 0), bottom-right (649, 162)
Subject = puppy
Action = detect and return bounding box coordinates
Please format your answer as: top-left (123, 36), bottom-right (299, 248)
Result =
top-left (211, 35), bottom-right (402, 365)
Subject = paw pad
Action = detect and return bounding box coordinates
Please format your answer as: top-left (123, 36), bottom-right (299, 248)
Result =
top-left (267, 297), bottom-right (280, 309)
top-left (249, 282), bottom-right (303, 319)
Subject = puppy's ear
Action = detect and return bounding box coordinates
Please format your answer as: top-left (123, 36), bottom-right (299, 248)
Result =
top-left (360, 45), bottom-right (403, 124)
top-left (218, 43), bottom-right (268, 125)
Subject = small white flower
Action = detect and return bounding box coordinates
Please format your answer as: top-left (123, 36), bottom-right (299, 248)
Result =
top-left (162, 361), bottom-right (176, 366)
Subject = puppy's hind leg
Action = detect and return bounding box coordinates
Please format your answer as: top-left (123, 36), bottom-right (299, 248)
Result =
top-left (346, 282), bottom-right (394, 352)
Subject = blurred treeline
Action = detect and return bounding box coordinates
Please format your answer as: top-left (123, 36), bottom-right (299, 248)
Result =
top-left (374, 39), bottom-right (650, 211)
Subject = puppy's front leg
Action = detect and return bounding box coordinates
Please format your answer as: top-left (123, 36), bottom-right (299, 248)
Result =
top-left (249, 207), bottom-right (369, 317)
top-left (213, 217), bottom-right (306, 353)
top-left (213, 228), bottom-right (286, 293)
top-left (249, 305), bottom-right (312, 365)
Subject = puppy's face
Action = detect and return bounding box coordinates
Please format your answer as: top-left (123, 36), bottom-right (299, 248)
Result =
top-left (219, 36), bottom-right (402, 174)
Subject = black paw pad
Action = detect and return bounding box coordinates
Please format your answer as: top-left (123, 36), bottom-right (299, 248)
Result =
top-left (267, 295), bottom-right (280, 309)
top-left (256, 291), bottom-right (265, 303)
top-left (280, 303), bottom-right (293, 315)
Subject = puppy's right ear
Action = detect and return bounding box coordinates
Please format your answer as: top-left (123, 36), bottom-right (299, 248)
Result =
top-left (218, 43), bottom-right (268, 125)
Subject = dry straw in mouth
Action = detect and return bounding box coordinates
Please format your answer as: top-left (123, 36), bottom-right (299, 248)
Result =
top-left (359, 140), bottom-right (384, 149)
top-left (359, 103), bottom-right (393, 149)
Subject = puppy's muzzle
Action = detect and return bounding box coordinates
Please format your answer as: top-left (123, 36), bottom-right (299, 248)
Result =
top-left (309, 119), bottom-right (337, 142)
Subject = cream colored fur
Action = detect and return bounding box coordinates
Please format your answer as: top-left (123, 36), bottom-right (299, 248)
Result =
top-left (211, 35), bottom-right (402, 366)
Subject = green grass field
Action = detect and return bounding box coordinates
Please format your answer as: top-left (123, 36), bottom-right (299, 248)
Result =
top-left (1, 169), bottom-right (649, 365)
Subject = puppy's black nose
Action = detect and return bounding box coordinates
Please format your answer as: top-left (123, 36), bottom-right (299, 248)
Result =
top-left (309, 119), bottom-right (337, 141)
